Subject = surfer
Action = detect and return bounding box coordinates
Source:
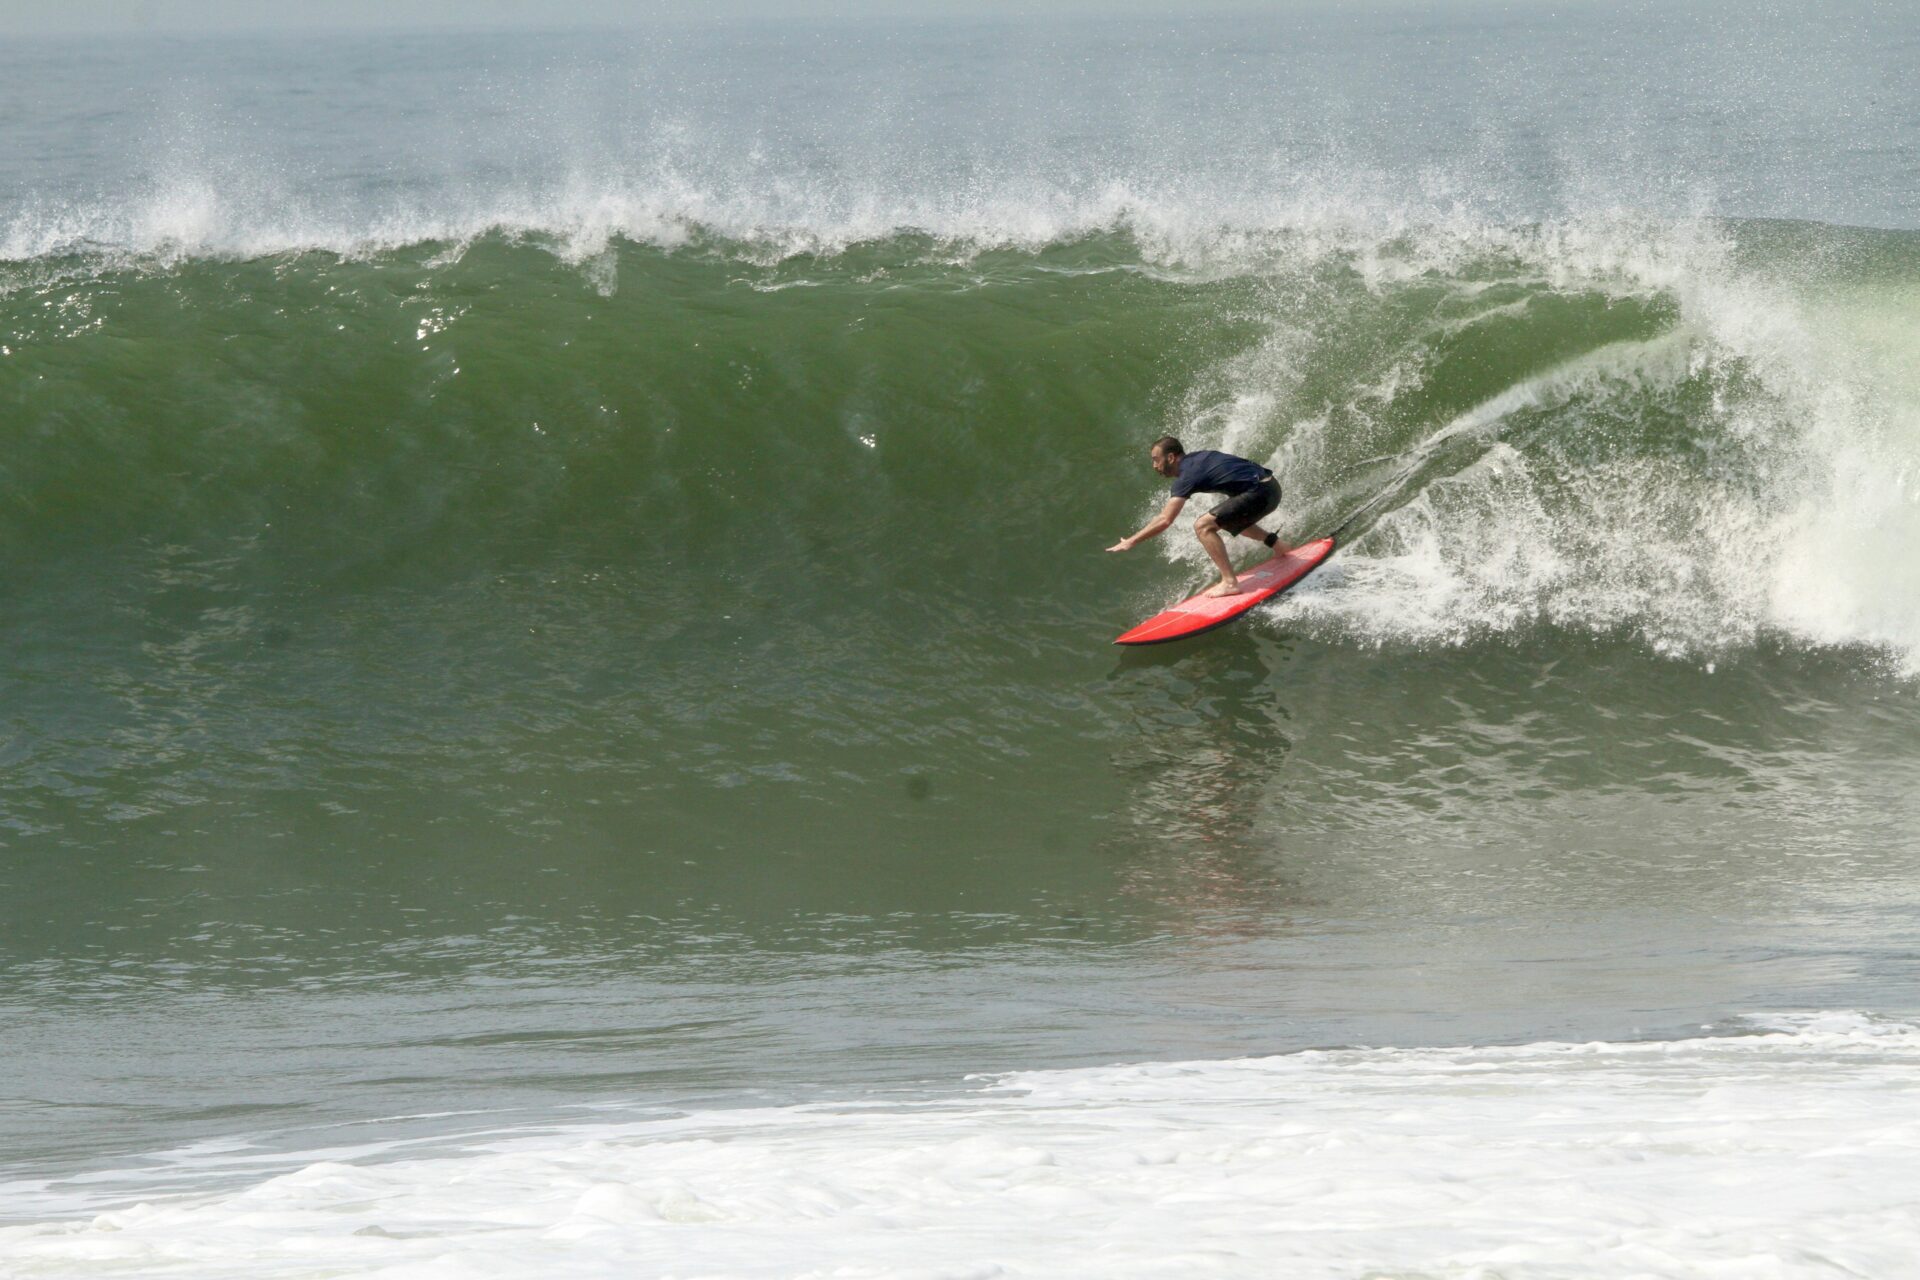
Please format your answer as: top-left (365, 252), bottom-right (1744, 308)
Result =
top-left (1106, 437), bottom-right (1289, 597)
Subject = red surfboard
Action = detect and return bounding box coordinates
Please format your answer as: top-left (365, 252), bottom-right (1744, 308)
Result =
top-left (1114, 537), bottom-right (1336, 645)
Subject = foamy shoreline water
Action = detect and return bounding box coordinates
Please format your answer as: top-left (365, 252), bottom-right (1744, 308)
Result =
top-left (6, 1013), bottom-right (1916, 1278)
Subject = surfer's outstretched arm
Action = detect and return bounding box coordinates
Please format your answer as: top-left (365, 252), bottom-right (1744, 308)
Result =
top-left (1107, 497), bottom-right (1186, 552)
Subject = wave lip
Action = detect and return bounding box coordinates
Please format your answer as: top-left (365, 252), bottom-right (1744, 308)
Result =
top-left (0, 156), bottom-right (1702, 272)
top-left (6, 1013), bottom-right (1918, 1276)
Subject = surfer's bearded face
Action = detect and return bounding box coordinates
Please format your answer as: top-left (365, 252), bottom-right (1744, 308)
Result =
top-left (1150, 447), bottom-right (1179, 477)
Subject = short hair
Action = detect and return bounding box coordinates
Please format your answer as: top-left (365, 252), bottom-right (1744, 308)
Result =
top-left (1150, 435), bottom-right (1185, 457)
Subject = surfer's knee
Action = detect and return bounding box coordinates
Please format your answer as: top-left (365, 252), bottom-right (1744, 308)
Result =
top-left (1194, 513), bottom-right (1220, 537)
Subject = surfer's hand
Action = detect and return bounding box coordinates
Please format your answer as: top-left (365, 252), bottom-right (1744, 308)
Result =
top-left (1106, 539), bottom-right (1132, 552)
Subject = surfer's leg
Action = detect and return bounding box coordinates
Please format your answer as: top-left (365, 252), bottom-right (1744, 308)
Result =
top-left (1238, 524), bottom-right (1293, 560)
top-left (1222, 478), bottom-right (1287, 560)
top-left (1194, 514), bottom-right (1245, 597)
top-left (1210, 478), bottom-right (1284, 572)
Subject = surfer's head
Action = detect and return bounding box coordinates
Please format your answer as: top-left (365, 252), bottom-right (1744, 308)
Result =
top-left (1149, 436), bottom-right (1184, 477)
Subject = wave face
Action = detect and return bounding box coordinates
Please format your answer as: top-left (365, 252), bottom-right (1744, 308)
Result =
top-left (6, 214), bottom-right (1920, 668)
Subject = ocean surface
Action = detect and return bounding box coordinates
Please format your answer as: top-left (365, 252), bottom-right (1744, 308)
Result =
top-left (4, 3), bottom-right (1920, 1275)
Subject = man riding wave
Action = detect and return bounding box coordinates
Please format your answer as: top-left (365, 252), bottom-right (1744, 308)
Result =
top-left (1106, 436), bottom-right (1289, 597)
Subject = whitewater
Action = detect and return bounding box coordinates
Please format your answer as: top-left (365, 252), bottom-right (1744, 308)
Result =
top-left (5, 1014), bottom-right (1917, 1277)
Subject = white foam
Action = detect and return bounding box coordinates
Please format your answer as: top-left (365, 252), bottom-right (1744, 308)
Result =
top-left (1215, 214), bottom-right (1920, 674)
top-left (0, 172), bottom-right (1374, 272)
top-left (5, 1014), bottom-right (1920, 1278)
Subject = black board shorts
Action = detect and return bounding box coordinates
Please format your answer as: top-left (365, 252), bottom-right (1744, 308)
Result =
top-left (1210, 475), bottom-right (1281, 535)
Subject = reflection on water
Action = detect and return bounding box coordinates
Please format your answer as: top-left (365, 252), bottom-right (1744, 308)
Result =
top-left (1097, 628), bottom-right (1920, 952)
top-left (1105, 632), bottom-right (1306, 930)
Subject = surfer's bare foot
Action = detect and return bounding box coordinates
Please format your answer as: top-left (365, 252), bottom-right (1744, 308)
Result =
top-left (1265, 542), bottom-right (1293, 561)
top-left (1203, 580), bottom-right (1246, 598)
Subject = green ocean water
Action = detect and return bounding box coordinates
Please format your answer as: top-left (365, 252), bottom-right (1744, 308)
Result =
top-left (4, 5), bottom-right (1920, 1220)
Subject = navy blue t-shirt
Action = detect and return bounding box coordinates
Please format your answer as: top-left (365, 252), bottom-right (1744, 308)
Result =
top-left (1169, 449), bottom-right (1271, 499)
